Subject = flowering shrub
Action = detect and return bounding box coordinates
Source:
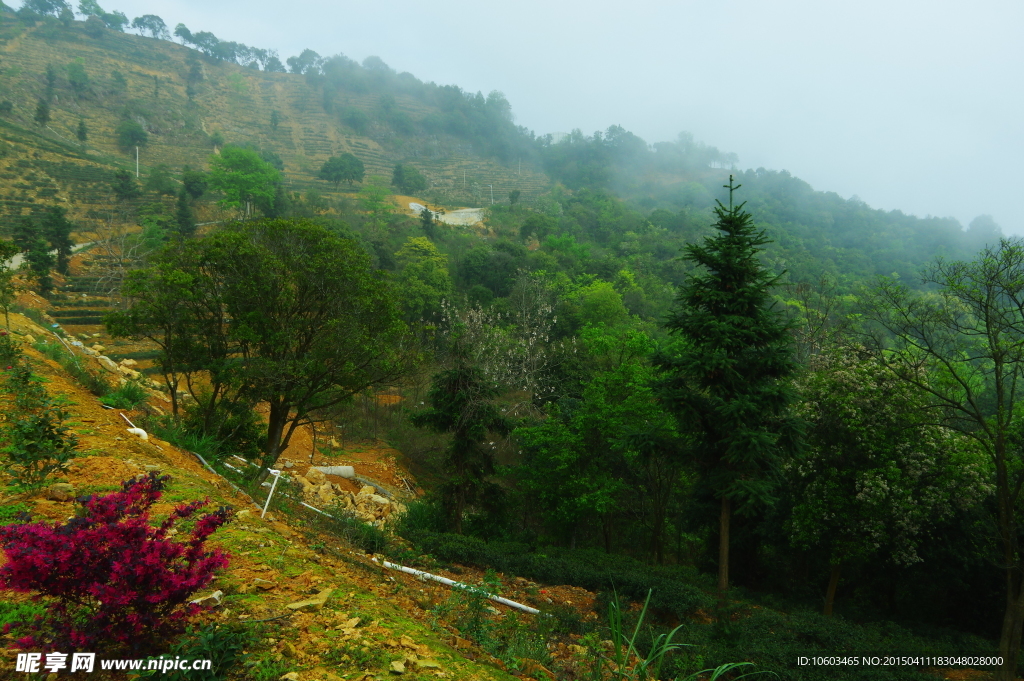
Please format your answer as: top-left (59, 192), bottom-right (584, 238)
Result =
top-left (0, 473), bottom-right (232, 655)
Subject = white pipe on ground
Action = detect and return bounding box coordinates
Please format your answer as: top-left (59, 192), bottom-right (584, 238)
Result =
top-left (375, 559), bottom-right (540, 615)
top-left (261, 469), bottom-right (282, 518)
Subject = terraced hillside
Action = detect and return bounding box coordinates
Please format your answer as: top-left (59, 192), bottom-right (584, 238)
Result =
top-left (0, 11), bottom-right (550, 235)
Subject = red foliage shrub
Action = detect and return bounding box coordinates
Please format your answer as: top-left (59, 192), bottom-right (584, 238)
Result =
top-left (0, 472), bottom-right (232, 655)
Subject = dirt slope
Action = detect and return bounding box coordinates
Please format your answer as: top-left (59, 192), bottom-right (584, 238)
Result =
top-left (0, 313), bottom-right (533, 680)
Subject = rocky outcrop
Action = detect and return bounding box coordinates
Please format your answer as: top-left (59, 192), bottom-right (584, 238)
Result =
top-left (292, 468), bottom-right (405, 527)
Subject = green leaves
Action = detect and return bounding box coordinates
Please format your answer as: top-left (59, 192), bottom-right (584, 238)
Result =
top-left (658, 177), bottom-right (798, 509)
top-left (207, 145), bottom-right (280, 213)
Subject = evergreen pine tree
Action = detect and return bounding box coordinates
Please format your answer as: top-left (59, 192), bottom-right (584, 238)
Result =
top-left (420, 206), bottom-right (436, 240)
top-left (655, 175), bottom-right (800, 604)
top-left (33, 99), bottom-right (50, 127)
top-left (25, 236), bottom-right (54, 295)
top-left (111, 169), bottom-right (140, 202)
top-left (174, 186), bottom-right (196, 238)
top-left (76, 118), bottom-right (87, 143)
top-left (42, 206), bottom-right (75, 275)
top-left (13, 218), bottom-right (38, 253)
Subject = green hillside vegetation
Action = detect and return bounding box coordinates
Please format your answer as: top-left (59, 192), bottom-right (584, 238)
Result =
top-left (2, 2), bottom-right (1023, 680)
top-left (0, 2), bottom-right (547, 236)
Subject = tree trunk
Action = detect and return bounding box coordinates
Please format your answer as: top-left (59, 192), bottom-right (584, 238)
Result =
top-left (996, 431), bottom-right (1024, 681)
top-left (718, 495), bottom-right (731, 604)
top-left (259, 401), bottom-right (289, 482)
top-left (453, 485), bottom-right (465, 535)
top-left (997, 567), bottom-right (1024, 681)
top-left (824, 562), bottom-right (841, 617)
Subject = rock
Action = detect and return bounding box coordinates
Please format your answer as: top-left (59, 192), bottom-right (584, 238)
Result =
top-left (92, 333), bottom-right (101, 338)
top-left (144, 465), bottom-right (161, 473)
top-left (415, 659), bottom-right (441, 670)
top-left (270, 521), bottom-right (293, 538)
top-left (370, 494), bottom-right (390, 506)
top-left (91, 344), bottom-right (105, 353)
top-left (279, 673), bottom-right (300, 681)
top-left (97, 356), bottom-right (119, 374)
top-left (286, 588), bottom-right (334, 612)
top-left (520, 659), bottom-right (555, 679)
top-left (316, 483), bottom-right (335, 505)
top-left (117, 366), bottom-right (141, 379)
top-left (281, 641), bottom-right (301, 659)
top-left (389, 660), bottom-right (405, 674)
top-left (119, 358), bottom-right (138, 368)
top-left (282, 460), bottom-right (294, 469)
top-left (81, 346), bottom-right (98, 356)
top-left (23, 334), bottom-right (35, 344)
top-left (252, 578), bottom-right (276, 590)
top-left (305, 467), bottom-right (327, 485)
top-left (330, 437), bottom-right (340, 448)
top-left (45, 483), bottom-right (75, 501)
top-left (190, 590), bottom-right (223, 607)
top-left (357, 485), bottom-right (376, 497)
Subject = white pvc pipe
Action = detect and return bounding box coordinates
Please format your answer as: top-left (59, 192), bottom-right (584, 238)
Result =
top-left (376, 559), bottom-right (540, 615)
top-left (261, 469), bottom-right (282, 518)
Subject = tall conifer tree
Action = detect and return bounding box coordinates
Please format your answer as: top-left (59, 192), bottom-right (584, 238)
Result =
top-left (656, 176), bottom-right (799, 604)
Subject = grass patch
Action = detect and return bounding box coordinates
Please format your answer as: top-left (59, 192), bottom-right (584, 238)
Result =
top-left (32, 339), bottom-right (110, 396)
top-left (98, 380), bottom-right (148, 409)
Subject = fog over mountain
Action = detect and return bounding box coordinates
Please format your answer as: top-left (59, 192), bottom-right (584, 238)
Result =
top-left (106, 0), bottom-right (1022, 233)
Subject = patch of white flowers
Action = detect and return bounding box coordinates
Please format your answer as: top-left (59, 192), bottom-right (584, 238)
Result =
top-left (788, 349), bottom-right (993, 566)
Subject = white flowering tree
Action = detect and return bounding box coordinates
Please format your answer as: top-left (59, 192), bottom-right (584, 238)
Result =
top-left (439, 274), bottom-right (576, 416)
top-left (789, 349), bottom-right (991, 617)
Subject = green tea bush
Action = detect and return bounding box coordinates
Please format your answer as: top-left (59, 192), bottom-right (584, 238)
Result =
top-left (397, 530), bottom-right (714, 619)
top-left (659, 606), bottom-right (996, 680)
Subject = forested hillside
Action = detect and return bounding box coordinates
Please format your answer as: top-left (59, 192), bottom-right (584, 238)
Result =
top-left (0, 2), bottom-right (1020, 681)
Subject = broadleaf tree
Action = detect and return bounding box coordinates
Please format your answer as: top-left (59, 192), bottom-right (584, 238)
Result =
top-left (863, 238), bottom-right (1024, 681)
top-left (110, 220), bottom-right (414, 478)
top-left (207, 146), bottom-right (280, 218)
top-left (789, 348), bottom-right (991, 616)
top-left (318, 153), bottom-right (364, 188)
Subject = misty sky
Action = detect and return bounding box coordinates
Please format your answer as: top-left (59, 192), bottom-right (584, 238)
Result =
top-left (92, 0), bottom-right (1022, 233)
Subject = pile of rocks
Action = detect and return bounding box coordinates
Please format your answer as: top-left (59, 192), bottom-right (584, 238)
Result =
top-left (292, 467), bottom-right (405, 527)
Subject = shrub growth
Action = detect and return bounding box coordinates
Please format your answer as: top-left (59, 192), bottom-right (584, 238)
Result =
top-left (0, 473), bottom-right (232, 655)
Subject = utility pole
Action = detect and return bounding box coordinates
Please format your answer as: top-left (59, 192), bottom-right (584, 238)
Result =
top-left (135, 146), bottom-right (139, 178)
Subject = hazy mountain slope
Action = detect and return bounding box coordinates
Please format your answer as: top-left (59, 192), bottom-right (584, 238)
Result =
top-left (0, 11), bottom-right (548, 234)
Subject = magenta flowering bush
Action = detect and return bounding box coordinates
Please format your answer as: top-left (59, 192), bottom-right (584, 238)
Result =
top-left (0, 472), bottom-right (232, 655)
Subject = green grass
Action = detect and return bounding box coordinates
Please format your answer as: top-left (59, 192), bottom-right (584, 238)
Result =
top-left (98, 380), bottom-right (148, 409)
